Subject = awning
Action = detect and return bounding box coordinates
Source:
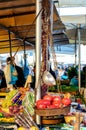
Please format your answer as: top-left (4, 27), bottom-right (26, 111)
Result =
top-left (0, 0), bottom-right (66, 54)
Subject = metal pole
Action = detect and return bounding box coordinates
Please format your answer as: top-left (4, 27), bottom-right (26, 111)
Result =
top-left (8, 31), bottom-right (12, 57)
top-left (35, 0), bottom-right (42, 125)
top-left (78, 24), bottom-right (81, 92)
top-left (24, 41), bottom-right (26, 67)
top-left (75, 28), bottom-right (77, 66)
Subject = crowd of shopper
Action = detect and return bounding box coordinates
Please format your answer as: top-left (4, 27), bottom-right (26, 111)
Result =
top-left (53, 64), bottom-right (86, 87)
top-left (0, 58), bottom-right (86, 91)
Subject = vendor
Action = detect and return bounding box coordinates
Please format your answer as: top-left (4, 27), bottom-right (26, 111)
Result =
top-left (0, 69), bottom-right (7, 89)
top-left (70, 76), bottom-right (78, 86)
top-left (4, 57), bottom-right (25, 90)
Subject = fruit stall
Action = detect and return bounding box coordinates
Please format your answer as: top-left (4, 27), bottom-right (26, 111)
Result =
top-left (0, 0), bottom-right (86, 130)
top-left (0, 86), bottom-right (86, 130)
top-left (34, 0), bottom-right (86, 129)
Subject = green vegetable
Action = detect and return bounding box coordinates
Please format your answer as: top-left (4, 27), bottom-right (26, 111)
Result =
top-left (0, 113), bottom-right (3, 118)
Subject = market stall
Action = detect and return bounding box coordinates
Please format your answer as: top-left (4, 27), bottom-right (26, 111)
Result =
top-left (0, 0), bottom-right (86, 130)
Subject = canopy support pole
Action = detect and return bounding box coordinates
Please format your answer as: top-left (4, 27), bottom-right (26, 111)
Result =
top-left (75, 28), bottom-right (77, 66)
top-left (8, 31), bottom-right (12, 57)
top-left (78, 24), bottom-right (81, 92)
top-left (24, 41), bottom-right (26, 67)
top-left (35, 0), bottom-right (42, 125)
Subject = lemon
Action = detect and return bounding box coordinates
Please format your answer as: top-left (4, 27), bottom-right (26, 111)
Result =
top-left (30, 126), bottom-right (39, 130)
top-left (17, 126), bottom-right (27, 130)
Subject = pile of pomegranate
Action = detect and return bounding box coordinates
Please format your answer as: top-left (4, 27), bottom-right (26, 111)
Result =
top-left (36, 94), bottom-right (71, 109)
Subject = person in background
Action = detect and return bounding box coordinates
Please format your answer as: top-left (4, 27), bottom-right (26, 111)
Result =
top-left (61, 71), bottom-right (68, 80)
top-left (70, 76), bottom-right (78, 86)
top-left (50, 65), bottom-right (56, 80)
top-left (54, 68), bottom-right (58, 79)
top-left (81, 66), bottom-right (86, 87)
top-left (57, 67), bottom-right (65, 80)
top-left (0, 69), bottom-right (7, 90)
top-left (14, 62), bottom-right (25, 88)
top-left (30, 65), bottom-right (36, 89)
top-left (4, 57), bottom-right (25, 90)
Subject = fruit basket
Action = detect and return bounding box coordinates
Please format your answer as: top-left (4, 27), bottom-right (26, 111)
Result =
top-left (35, 105), bottom-right (70, 116)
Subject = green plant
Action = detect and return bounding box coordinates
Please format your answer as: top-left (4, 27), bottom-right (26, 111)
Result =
top-left (68, 66), bottom-right (78, 80)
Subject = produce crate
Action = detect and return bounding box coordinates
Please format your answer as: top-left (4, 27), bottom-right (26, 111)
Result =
top-left (42, 115), bottom-right (64, 125)
top-left (35, 105), bottom-right (70, 116)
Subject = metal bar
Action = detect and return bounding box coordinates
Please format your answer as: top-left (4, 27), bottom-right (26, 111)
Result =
top-left (8, 30), bottom-right (12, 57)
top-left (23, 41), bottom-right (26, 67)
top-left (78, 24), bottom-right (81, 92)
top-left (75, 28), bottom-right (77, 65)
top-left (0, 43), bottom-right (25, 48)
top-left (0, 3), bottom-right (35, 10)
top-left (0, 38), bottom-right (35, 45)
top-left (53, 38), bottom-right (69, 42)
top-left (9, 24), bottom-right (35, 29)
top-left (0, 39), bottom-right (17, 43)
top-left (0, 11), bottom-right (35, 19)
top-left (21, 36), bottom-right (35, 40)
top-left (0, 0), bottom-right (15, 2)
top-left (0, 24), bottom-right (34, 46)
top-left (35, 0), bottom-right (42, 125)
top-left (0, 44), bottom-right (33, 49)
